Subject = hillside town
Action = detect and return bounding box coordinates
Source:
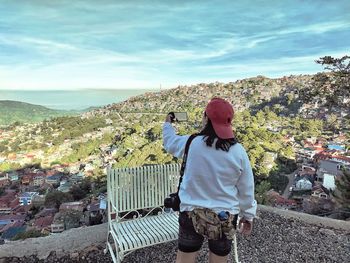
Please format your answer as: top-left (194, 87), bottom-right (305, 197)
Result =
top-left (1, 121), bottom-right (349, 243)
top-left (1, 75), bottom-right (350, 244)
top-left (266, 134), bottom-right (350, 214)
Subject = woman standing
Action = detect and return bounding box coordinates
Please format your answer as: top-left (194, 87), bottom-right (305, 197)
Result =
top-left (163, 98), bottom-right (257, 263)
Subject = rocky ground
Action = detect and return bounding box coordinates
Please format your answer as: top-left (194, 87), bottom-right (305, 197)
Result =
top-left (2, 210), bottom-right (350, 263)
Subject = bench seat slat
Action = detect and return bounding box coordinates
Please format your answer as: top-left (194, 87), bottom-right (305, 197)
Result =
top-left (111, 213), bottom-right (178, 253)
top-left (140, 215), bottom-right (169, 244)
top-left (152, 214), bottom-right (177, 241)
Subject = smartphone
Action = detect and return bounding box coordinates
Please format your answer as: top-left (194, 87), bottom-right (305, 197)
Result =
top-left (170, 112), bottom-right (188, 122)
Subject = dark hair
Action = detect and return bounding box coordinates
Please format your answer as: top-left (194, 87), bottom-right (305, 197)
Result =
top-left (199, 118), bottom-right (237, 152)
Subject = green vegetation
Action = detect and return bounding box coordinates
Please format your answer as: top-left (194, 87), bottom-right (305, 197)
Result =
top-left (12, 229), bottom-right (48, 240)
top-left (69, 178), bottom-right (92, 200)
top-left (44, 190), bottom-right (73, 209)
top-left (300, 55), bottom-right (350, 107)
top-left (1, 57), bottom-right (348, 204)
top-left (60, 133), bottom-right (113, 163)
top-left (0, 100), bottom-right (77, 125)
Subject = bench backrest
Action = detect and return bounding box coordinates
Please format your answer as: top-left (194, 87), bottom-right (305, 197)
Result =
top-left (107, 164), bottom-right (180, 214)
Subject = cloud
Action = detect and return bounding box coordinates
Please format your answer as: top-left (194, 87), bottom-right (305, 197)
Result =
top-left (0, 0), bottom-right (349, 90)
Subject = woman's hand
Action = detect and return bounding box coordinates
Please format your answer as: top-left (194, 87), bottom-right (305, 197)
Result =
top-left (238, 218), bottom-right (253, 236)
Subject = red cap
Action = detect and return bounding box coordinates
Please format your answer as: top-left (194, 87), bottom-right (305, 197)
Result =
top-left (205, 98), bottom-right (234, 139)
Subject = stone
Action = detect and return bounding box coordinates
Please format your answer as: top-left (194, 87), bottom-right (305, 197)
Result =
top-left (319, 228), bottom-right (336, 236)
top-left (69, 252), bottom-right (79, 260)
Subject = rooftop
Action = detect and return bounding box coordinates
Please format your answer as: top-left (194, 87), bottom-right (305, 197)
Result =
top-left (1, 206), bottom-right (349, 262)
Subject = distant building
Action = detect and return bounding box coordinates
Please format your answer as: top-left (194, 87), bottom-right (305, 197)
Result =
top-left (7, 172), bottom-right (19, 182)
top-left (57, 181), bottom-right (72, 193)
top-left (51, 222), bottom-right (64, 233)
top-left (59, 201), bottom-right (84, 212)
top-left (0, 192), bottom-right (19, 214)
top-left (33, 176), bottom-right (45, 187)
top-left (21, 175), bottom-right (32, 185)
top-left (316, 160), bottom-right (344, 183)
top-left (19, 192), bottom-right (39, 206)
top-left (327, 144), bottom-right (346, 152)
top-left (323, 174), bottom-right (336, 191)
top-left (311, 184), bottom-right (330, 199)
top-left (0, 174), bottom-right (9, 187)
top-left (295, 178), bottom-right (312, 191)
top-left (46, 174), bottom-right (62, 185)
top-left (33, 215), bottom-right (54, 231)
top-left (70, 172), bottom-right (84, 183)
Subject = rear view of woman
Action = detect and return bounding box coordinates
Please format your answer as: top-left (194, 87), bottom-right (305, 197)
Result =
top-left (163, 97), bottom-right (257, 263)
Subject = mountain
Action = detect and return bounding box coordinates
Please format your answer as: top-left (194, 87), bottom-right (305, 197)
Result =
top-left (0, 100), bottom-right (78, 125)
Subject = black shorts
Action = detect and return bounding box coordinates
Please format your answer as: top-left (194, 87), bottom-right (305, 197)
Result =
top-left (178, 211), bottom-right (232, 256)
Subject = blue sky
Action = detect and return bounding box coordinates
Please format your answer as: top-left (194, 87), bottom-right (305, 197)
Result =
top-left (0, 0), bottom-right (349, 90)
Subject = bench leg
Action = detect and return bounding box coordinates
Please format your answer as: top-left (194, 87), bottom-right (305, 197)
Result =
top-left (233, 234), bottom-right (240, 263)
top-left (106, 231), bottom-right (123, 263)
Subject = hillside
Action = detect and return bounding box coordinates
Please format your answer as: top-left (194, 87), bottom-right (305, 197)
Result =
top-left (88, 75), bottom-right (311, 116)
top-left (1, 74), bottom-right (349, 187)
top-left (0, 100), bottom-right (78, 125)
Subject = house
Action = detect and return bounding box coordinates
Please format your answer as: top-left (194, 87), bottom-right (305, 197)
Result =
top-left (0, 192), bottom-right (19, 214)
top-left (8, 172), bottom-right (19, 182)
top-left (323, 174), bottom-right (336, 191)
top-left (33, 215), bottom-right (54, 231)
top-left (294, 177), bottom-right (312, 191)
top-left (52, 210), bottom-right (83, 231)
top-left (266, 190), bottom-right (297, 208)
top-left (316, 160), bottom-right (344, 183)
top-left (51, 222), bottom-right (64, 233)
top-left (0, 175), bottom-right (10, 187)
top-left (57, 181), bottom-right (72, 193)
top-left (70, 172), bottom-right (84, 183)
top-left (33, 176), bottom-right (45, 187)
top-left (311, 184), bottom-right (330, 199)
top-left (327, 144), bottom-right (346, 152)
top-left (45, 174), bottom-right (62, 185)
top-left (329, 155), bottom-right (350, 166)
top-left (12, 204), bottom-right (31, 215)
top-left (300, 165), bottom-right (316, 176)
top-left (21, 175), bottom-right (32, 185)
top-left (59, 201), bottom-right (84, 212)
top-left (35, 208), bottom-right (57, 218)
top-left (87, 201), bottom-right (105, 225)
top-left (313, 152), bottom-right (332, 164)
top-left (19, 192), bottom-right (39, 206)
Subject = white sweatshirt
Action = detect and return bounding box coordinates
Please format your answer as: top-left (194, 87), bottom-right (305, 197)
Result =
top-left (163, 122), bottom-right (257, 221)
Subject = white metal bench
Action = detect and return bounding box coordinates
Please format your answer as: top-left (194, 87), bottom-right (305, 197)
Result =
top-left (105, 164), bottom-right (240, 263)
top-left (105, 164), bottom-right (181, 262)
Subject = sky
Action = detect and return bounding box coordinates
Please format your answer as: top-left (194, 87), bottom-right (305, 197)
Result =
top-left (0, 0), bottom-right (349, 90)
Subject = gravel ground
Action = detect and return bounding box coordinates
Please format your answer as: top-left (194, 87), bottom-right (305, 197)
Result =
top-left (3, 210), bottom-right (350, 263)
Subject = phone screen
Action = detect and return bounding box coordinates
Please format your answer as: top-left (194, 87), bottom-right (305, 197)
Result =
top-left (174, 112), bottom-right (188, 122)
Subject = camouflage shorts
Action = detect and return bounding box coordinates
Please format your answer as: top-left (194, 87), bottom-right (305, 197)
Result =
top-left (188, 208), bottom-right (237, 240)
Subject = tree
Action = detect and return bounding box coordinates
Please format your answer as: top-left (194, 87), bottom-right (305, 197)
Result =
top-left (45, 190), bottom-right (73, 209)
top-left (326, 114), bottom-right (340, 133)
top-left (300, 55), bottom-right (350, 107)
top-left (69, 185), bottom-right (87, 201)
top-left (333, 169), bottom-right (350, 219)
top-left (255, 180), bottom-right (271, 205)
